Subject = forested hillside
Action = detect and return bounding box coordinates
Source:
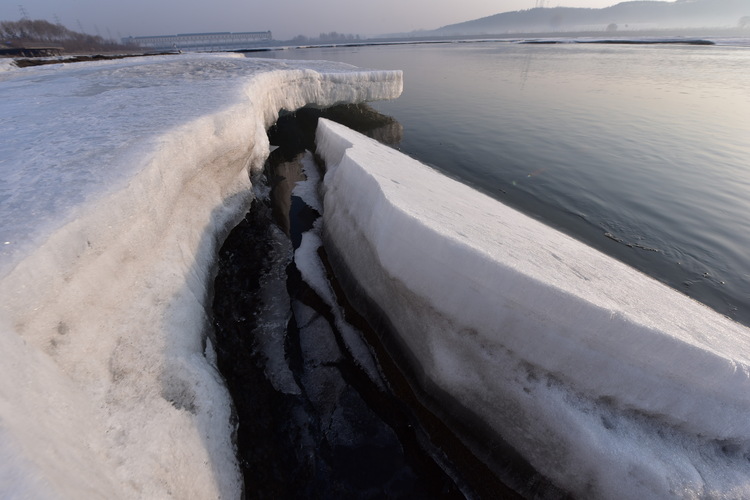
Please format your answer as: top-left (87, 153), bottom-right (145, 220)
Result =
top-left (1, 19), bottom-right (135, 52)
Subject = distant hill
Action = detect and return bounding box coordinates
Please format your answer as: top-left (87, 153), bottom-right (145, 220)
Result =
top-left (429, 0), bottom-right (749, 36)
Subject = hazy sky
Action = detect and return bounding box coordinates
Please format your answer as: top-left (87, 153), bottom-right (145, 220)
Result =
top-left (4, 0), bottom-right (628, 41)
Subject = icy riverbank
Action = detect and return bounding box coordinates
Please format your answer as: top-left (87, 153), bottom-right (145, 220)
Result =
top-left (316, 118), bottom-right (750, 499)
top-left (0, 55), bottom-right (401, 498)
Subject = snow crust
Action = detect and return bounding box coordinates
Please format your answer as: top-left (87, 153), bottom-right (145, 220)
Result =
top-left (316, 118), bottom-right (750, 498)
top-left (0, 59), bottom-right (16, 72)
top-left (0, 55), bottom-right (401, 499)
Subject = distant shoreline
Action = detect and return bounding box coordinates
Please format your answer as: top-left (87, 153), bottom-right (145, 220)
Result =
top-left (6, 27), bottom-right (748, 68)
top-left (236, 28), bottom-right (747, 54)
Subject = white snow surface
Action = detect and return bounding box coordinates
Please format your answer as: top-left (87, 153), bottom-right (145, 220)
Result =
top-left (316, 118), bottom-right (750, 498)
top-left (292, 151), bottom-right (324, 214)
top-left (0, 55), bottom-right (401, 499)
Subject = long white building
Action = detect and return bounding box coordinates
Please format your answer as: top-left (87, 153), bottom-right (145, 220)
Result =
top-left (123, 31), bottom-right (273, 51)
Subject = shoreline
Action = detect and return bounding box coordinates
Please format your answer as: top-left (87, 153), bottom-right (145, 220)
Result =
top-left (6, 28), bottom-right (748, 69)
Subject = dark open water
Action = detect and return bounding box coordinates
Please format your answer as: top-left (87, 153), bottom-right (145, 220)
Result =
top-left (252, 40), bottom-right (750, 327)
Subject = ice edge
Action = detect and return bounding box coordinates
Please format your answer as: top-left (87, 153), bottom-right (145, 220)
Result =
top-left (0, 56), bottom-right (402, 499)
top-left (316, 117), bottom-right (750, 499)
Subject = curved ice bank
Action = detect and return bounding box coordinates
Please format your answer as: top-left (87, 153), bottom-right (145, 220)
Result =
top-left (0, 56), bottom-right (401, 499)
top-left (316, 118), bottom-right (750, 498)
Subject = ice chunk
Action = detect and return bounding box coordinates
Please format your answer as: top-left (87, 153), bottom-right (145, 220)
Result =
top-left (252, 223), bottom-right (301, 395)
top-left (0, 59), bottom-right (16, 72)
top-left (295, 219), bottom-right (385, 389)
top-left (316, 118), bottom-right (750, 498)
top-left (0, 55), bottom-right (402, 499)
top-left (292, 151), bottom-right (324, 214)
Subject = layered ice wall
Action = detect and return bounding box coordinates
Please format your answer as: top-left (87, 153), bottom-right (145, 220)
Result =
top-left (0, 56), bottom-right (401, 499)
top-left (316, 118), bottom-right (750, 498)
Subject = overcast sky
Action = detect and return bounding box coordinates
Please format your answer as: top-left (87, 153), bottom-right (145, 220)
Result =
top-left (4, 0), bottom-right (629, 41)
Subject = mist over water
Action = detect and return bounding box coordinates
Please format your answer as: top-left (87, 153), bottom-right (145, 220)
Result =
top-left (253, 41), bottom-right (750, 326)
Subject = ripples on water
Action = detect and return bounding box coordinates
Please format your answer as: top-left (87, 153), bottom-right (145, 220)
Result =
top-left (253, 41), bottom-right (750, 326)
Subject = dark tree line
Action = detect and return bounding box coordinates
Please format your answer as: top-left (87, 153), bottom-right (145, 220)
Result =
top-left (0, 19), bottom-right (136, 52)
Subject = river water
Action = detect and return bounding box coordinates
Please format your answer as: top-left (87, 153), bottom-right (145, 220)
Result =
top-left (253, 40), bottom-right (750, 326)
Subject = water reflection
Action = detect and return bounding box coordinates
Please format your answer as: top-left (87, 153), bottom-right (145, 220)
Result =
top-left (251, 43), bottom-right (750, 326)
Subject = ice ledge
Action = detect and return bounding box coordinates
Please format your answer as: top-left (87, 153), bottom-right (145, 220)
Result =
top-left (0, 55), bottom-right (401, 499)
top-left (316, 118), bottom-right (750, 497)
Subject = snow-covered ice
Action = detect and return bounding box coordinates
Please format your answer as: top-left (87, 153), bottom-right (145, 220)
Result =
top-left (316, 118), bottom-right (750, 498)
top-left (0, 55), bottom-right (401, 499)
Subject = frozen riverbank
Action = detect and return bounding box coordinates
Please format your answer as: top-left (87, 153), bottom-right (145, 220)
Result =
top-left (0, 55), bottom-right (401, 498)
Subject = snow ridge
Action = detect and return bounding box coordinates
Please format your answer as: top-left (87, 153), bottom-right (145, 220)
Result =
top-left (316, 118), bottom-right (750, 499)
top-left (0, 55), bottom-right (401, 499)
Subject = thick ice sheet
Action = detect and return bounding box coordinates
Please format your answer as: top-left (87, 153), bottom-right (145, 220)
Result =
top-left (0, 55), bottom-right (401, 499)
top-left (316, 118), bottom-right (750, 498)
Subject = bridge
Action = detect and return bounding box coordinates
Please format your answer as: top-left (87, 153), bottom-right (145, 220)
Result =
top-left (123, 31), bottom-right (273, 51)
